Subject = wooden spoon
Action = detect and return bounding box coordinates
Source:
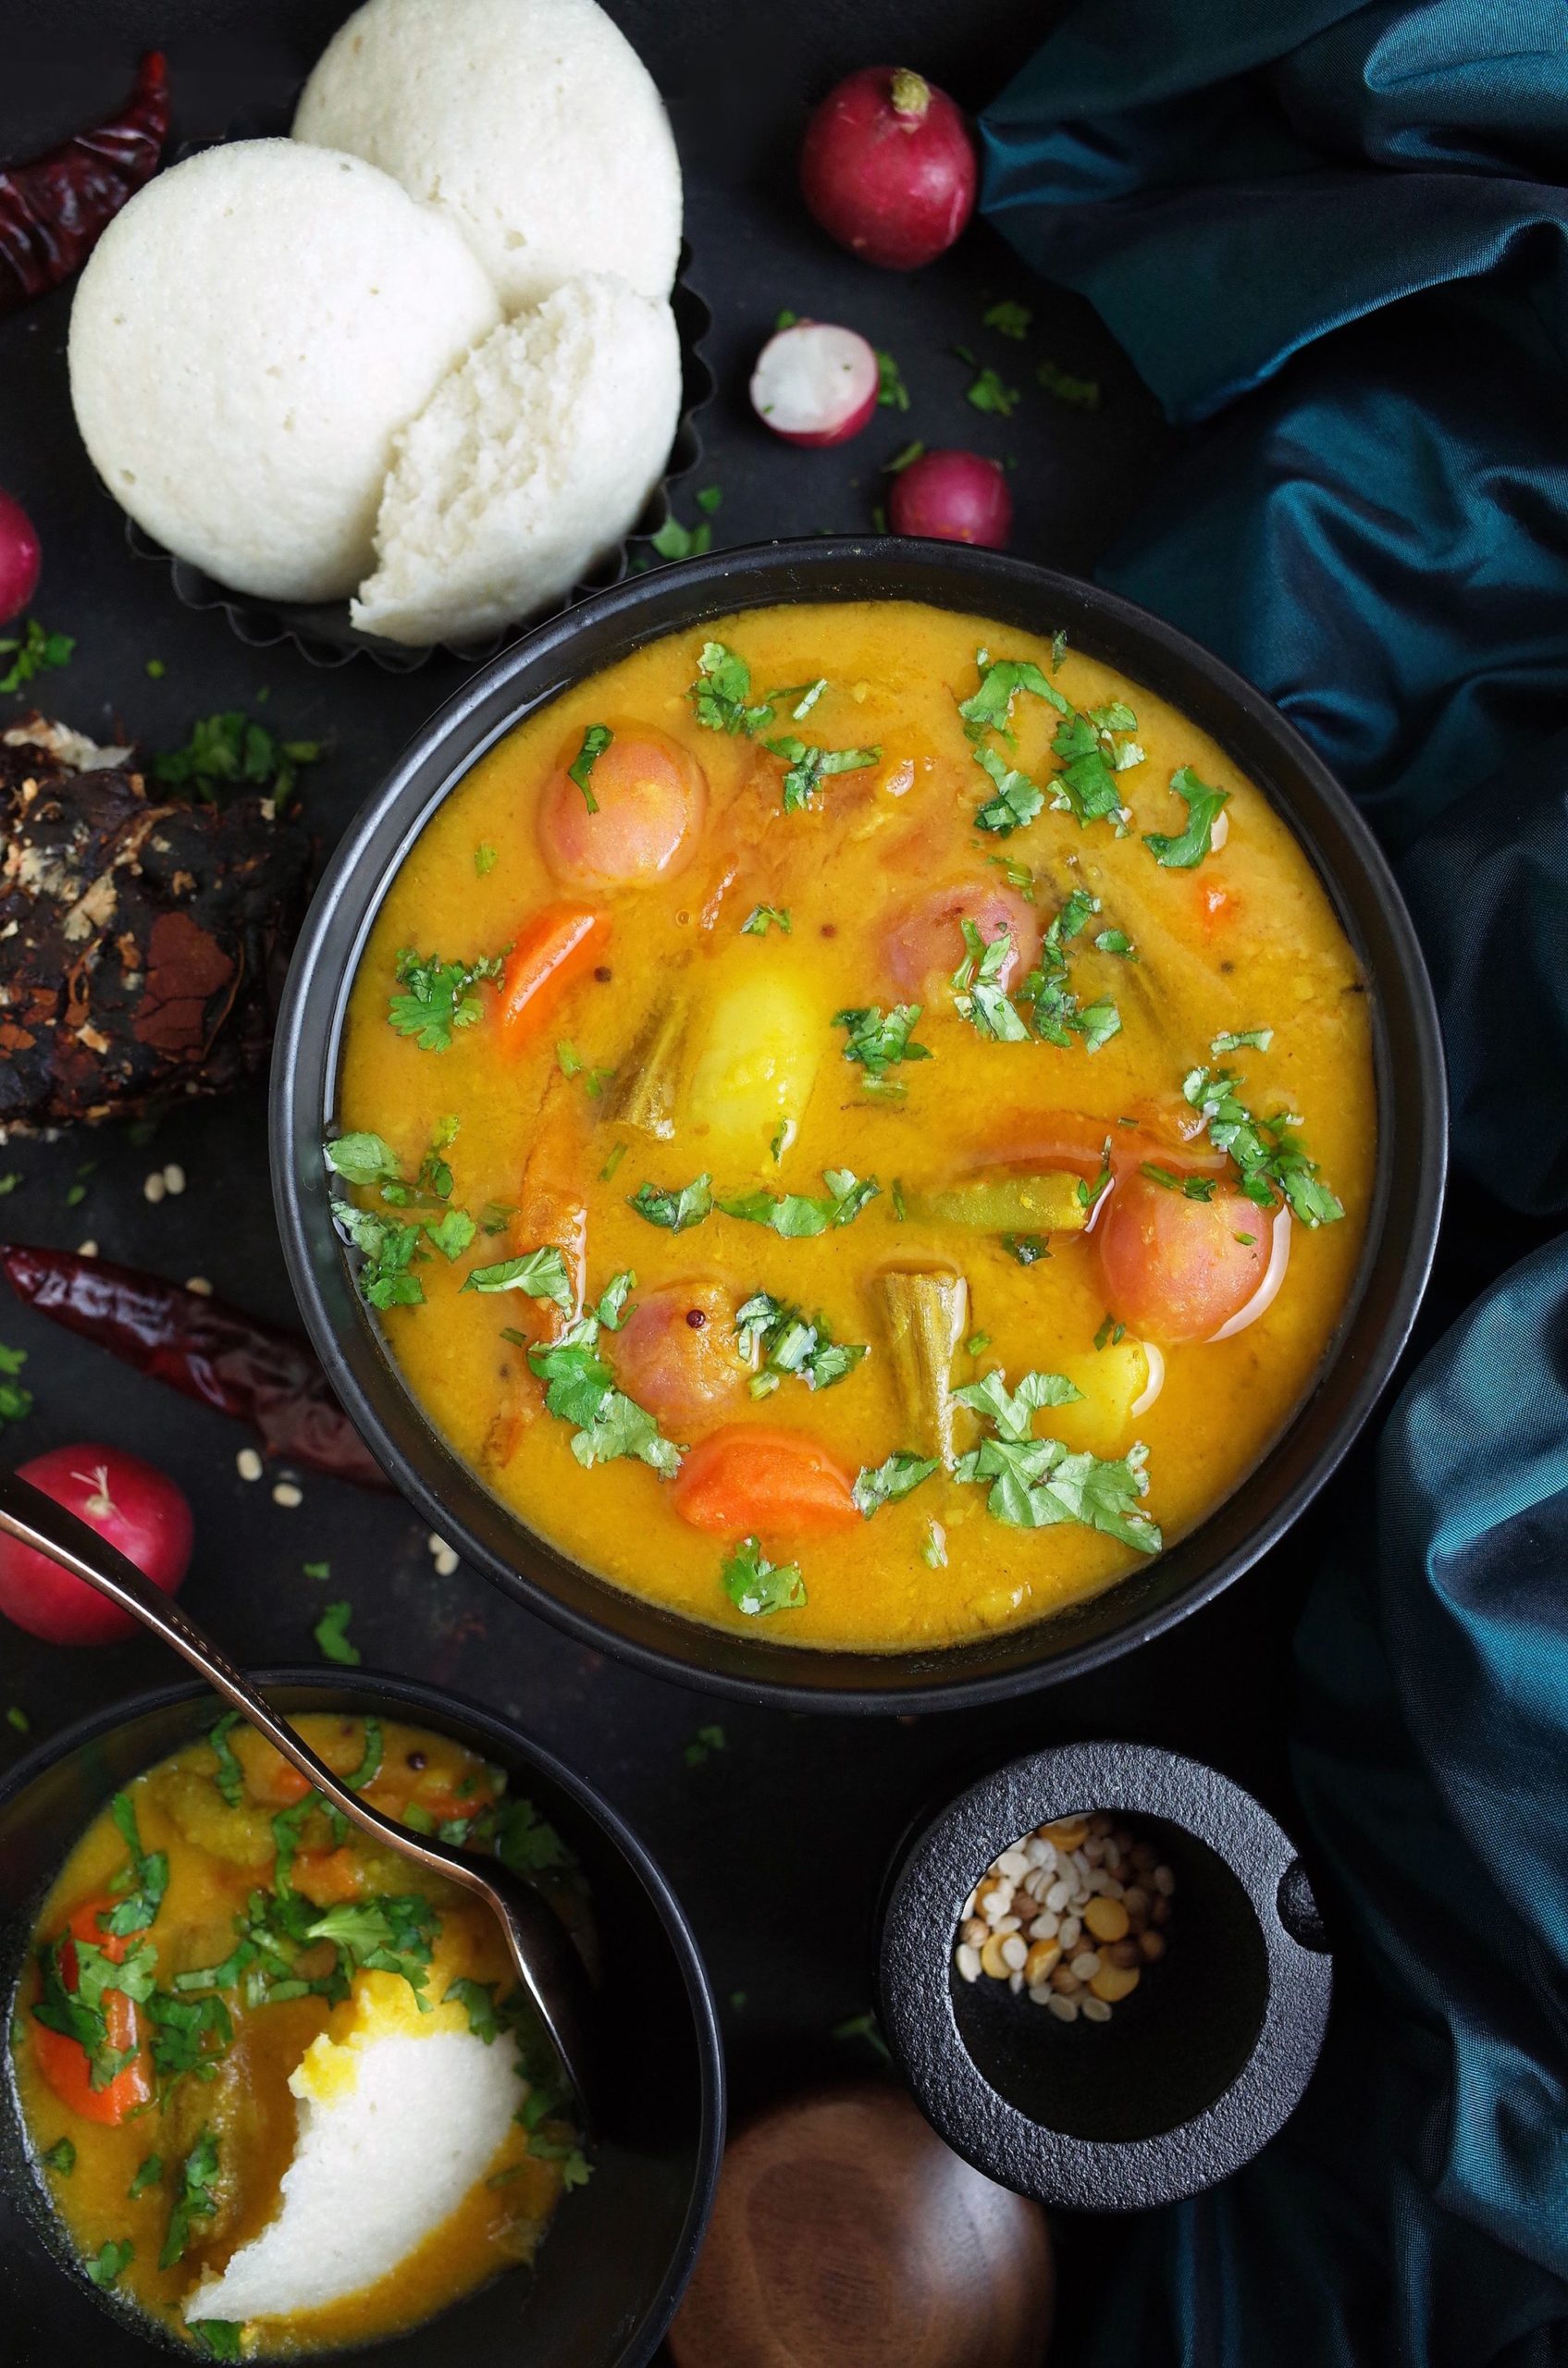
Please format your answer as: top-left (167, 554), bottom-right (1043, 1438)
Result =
top-left (669, 2083), bottom-right (1055, 2368)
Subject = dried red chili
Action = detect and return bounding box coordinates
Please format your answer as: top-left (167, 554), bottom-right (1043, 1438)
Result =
top-left (0, 1243), bottom-right (391, 1492)
top-left (0, 53), bottom-right (169, 314)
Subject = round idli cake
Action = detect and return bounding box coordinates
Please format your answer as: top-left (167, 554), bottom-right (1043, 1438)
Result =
top-left (293, 0), bottom-right (684, 312)
top-left (68, 141), bottom-right (500, 605)
top-left (352, 271), bottom-right (683, 645)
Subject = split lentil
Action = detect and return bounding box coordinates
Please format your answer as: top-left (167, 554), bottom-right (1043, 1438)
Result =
top-left (955, 1809), bottom-right (1176, 2026)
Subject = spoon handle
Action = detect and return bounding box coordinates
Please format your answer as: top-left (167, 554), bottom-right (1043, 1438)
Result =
top-left (0, 1468), bottom-right (598, 2128)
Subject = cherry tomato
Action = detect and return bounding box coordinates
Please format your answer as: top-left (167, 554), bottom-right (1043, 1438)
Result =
top-left (883, 882), bottom-right (1038, 998)
top-left (1096, 1170), bottom-right (1270, 1344)
top-left (0, 1445), bottom-right (192, 1646)
top-left (537, 727), bottom-right (707, 890)
top-left (31, 1896), bottom-right (152, 2125)
top-left (611, 1281), bottom-right (750, 1428)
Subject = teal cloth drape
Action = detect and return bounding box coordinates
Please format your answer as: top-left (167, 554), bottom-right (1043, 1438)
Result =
top-left (980, 6), bottom-right (1568, 2361)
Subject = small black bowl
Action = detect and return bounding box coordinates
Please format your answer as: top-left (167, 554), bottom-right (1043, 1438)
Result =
top-left (0, 1670), bottom-right (724, 2364)
top-left (876, 1741), bottom-right (1332, 2211)
top-left (271, 537), bottom-right (1446, 1711)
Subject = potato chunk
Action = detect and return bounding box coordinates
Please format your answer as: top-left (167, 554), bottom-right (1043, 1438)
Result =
top-left (686, 961), bottom-right (821, 1165)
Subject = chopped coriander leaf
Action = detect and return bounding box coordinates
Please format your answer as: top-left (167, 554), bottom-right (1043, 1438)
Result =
top-left (302, 1560), bottom-right (330, 1581)
top-left (629, 1173), bottom-right (712, 1232)
top-left (852, 1451), bottom-right (939, 1515)
top-left (890, 1178), bottom-right (907, 1221)
top-left (332, 1201), bottom-right (428, 1308)
top-left (877, 349), bottom-right (909, 409)
top-left (718, 1169), bottom-right (879, 1239)
top-left (86, 2238), bottom-right (134, 2288)
top-left (774, 308), bottom-right (799, 329)
top-left (153, 709), bottom-right (322, 811)
top-left (971, 743), bottom-right (1043, 835)
top-left (966, 1331), bottom-right (992, 1355)
top-left (833, 1002), bottom-right (931, 1079)
top-left (1235, 1231), bottom-right (1258, 1245)
top-left (475, 842), bottom-right (498, 876)
top-left (649, 507), bottom-right (712, 561)
top-left (192, 2325), bottom-right (243, 2362)
top-left (952, 921), bottom-right (1029, 1041)
top-left (0, 617), bottom-right (74, 697)
top-left (953, 1365), bottom-right (1081, 1442)
top-left (527, 1295), bottom-right (680, 1477)
top-left (599, 1141), bottom-right (627, 1184)
top-left (424, 1207), bottom-right (476, 1261)
top-left (595, 1270), bottom-right (636, 1330)
top-left (1096, 928), bottom-right (1136, 958)
top-left (566, 724), bottom-right (612, 813)
top-left (1141, 1162), bottom-right (1217, 1202)
top-left (42, 2138), bottom-right (76, 2175)
top-left (959, 651), bottom-right (1070, 743)
top-left (741, 903), bottom-right (791, 936)
top-left (735, 1292), bottom-right (867, 1394)
top-left (722, 1536), bottom-right (806, 1617)
top-left (1051, 628), bottom-right (1068, 671)
top-left (683, 1722), bottom-right (727, 1769)
top-left (1181, 1065), bottom-right (1343, 1227)
top-left (461, 1245), bottom-right (574, 1307)
top-left (6, 1704), bottom-right (30, 1733)
top-left (325, 1131), bottom-right (401, 1187)
top-left (982, 299), bottom-right (1031, 339)
top-left (922, 1520), bottom-right (948, 1568)
top-left (1094, 1314), bottom-right (1127, 1350)
top-left (765, 735), bottom-right (881, 812)
top-left (444, 1977), bottom-right (500, 2042)
top-left (987, 854), bottom-right (1036, 900)
top-left (556, 1041), bottom-right (583, 1077)
top-left (145, 658), bottom-right (166, 679)
top-left (956, 1432), bottom-right (1160, 1551)
top-left (103, 1790), bottom-right (169, 1934)
top-left (306, 1894), bottom-right (439, 2006)
top-left (832, 2011), bottom-right (891, 2062)
top-left (207, 1713), bottom-right (245, 1808)
top-left (313, 1601), bottom-right (360, 1667)
top-left (966, 364), bottom-right (1019, 416)
top-left (1144, 766), bottom-right (1229, 867)
top-left (1037, 358), bottom-right (1101, 410)
top-left (387, 946), bottom-right (504, 1051)
top-left (0, 1340), bottom-right (30, 1427)
top-left (696, 486), bottom-right (723, 515)
top-left (159, 2129), bottom-right (220, 2270)
top-left (1075, 998), bottom-right (1122, 1052)
top-left (343, 1718), bottom-right (384, 1793)
top-left (1003, 1233), bottom-right (1049, 1264)
top-left (1048, 706), bottom-right (1142, 827)
top-left (870, 503), bottom-right (888, 534)
top-left (1211, 1026), bottom-right (1274, 1054)
top-left (688, 641), bottom-right (773, 736)
top-left (887, 438), bottom-right (925, 474)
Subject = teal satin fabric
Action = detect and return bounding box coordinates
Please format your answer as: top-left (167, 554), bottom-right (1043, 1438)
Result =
top-left (980, 6), bottom-right (1568, 2360)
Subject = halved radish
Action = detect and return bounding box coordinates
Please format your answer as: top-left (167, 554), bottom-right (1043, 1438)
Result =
top-left (750, 321), bottom-right (881, 448)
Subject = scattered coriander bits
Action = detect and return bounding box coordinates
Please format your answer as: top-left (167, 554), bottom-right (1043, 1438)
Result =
top-left (956, 1812), bottom-right (1174, 2025)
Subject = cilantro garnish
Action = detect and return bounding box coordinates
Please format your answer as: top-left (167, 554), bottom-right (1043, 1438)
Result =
top-left (567, 724), bottom-right (612, 812)
top-left (305, 1895), bottom-right (439, 2005)
top-left (952, 1362), bottom-right (1160, 1552)
top-left (983, 300), bottom-right (1031, 339)
top-left (1019, 892), bottom-right (1123, 1052)
top-left (1048, 703), bottom-right (1143, 827)
top-left (953, 1367), bottom-right (1081, 1440)
top-left (959, 654), bottom-right (1070, 745)
top-left (1096, 928), bottom-right (1136, 958)
top-left (952, 921), bottom-right (1029, 1041)
top-left (128, 2152), bottom-right (162, 2198)
top-left (1181, 1065), bottom-right (1343, 1227)
top-left (628, 1174), bottom-right (712, 1232)
top-left (102, 1792), bottom-right (168, 1935)
top-left (0, 616), bottom-right (73, 697)
top-left (343, 1717), bottom-right (384, 1792)
top-left (526, 1273), bottom-right (681, 1476)
top-left (1038, 358), bottom-right (1101, 410)
top-left (1211, 1026), bottom-right (1274, 1054)
top-left (331, 1201), bottom-right (429, 1308)
top-left (649, 500), bottom-right (715, 561)
top-left (972, 744), bottom-right (1044, 835)
top-left (722, 1536), bottom-right (807, 1616)
top-left (1004, 1232), bottom-right (1050, 1264)
top-left (462, 1245), bottom-right (574, 1308)
top-left (327, 1121), bottom-right (475, 1280)
top-left (735, 1292), bottom-right (867, 1396)
top-left (492, 1795), bottom-right (574, 1878)
top-left (966, 364), bottom-right (1019, 416)
top-left (877, 349), bottom-right (909, 409)
top-left (145, 1988), bottom-right (233, 2084)
top-left (313, 1600), bottom-right (360, 1666)
top-left (887, 438), bottom-right (925, 473)
top-left (86, 2239), bottom-right (134, 2288)
top-left (922, 1521), bottom-right (948, 1567)
top-left (684, 1723), bottom-right (726, 1769)
top-left (0, 1341), bottom-right (31, 1428)
top-left (765, 735), bottom-right (881, 812)
top-left (833, 1002), bottom-right (931, 1088)
top-left (1094, 1314), bottom-right (1127, 1350)
top-left (1141, 1163), bottom-right (1217, 1202)
top-left (159, 2128), bottom-right (220, 2270)
top-left (475, 842), bottom-right (498, 876)
top-left (41, 2138), bottom-right (76, 2176)
top-left (387, 947), bottom-right (505, 1051)
top-left (689, 642), bottom-right (773, 736)
top-left (852, 1451), bottom-right (939, 1515)
top-left (444, 1977), bottom-right (501, 2042)
top-left (718, 1168), bottom-right (880, 1238)
top-left (153, 709), bottom-right (322, 812)
top-left (192, 2325), bottom-right (243, 2361)
top-left (324, 1131), bottom-right (401, 1188)
top-left (741, 904), bottom-right (791, 936)
top-left (1144, 766), bottom-right (1228, 867)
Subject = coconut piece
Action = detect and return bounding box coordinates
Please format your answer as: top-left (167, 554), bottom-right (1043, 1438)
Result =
top-left (68, 140), bottom-right (500, 603)
top-left (293, 0), bottom-right (682, 311)
top-left (352, 273), bottom-right (680, 647)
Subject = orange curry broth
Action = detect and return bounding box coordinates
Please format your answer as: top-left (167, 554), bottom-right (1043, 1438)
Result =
top-left (338, 600), bottom-right (1375, 1648)
top-left (13, 1714), bottom-right (572, 2353)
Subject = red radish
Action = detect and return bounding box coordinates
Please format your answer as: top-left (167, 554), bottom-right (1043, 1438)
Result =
top-left (888, 449), bottom-right (1012, 548)
top-left (800, 67), bottom-right (977, 269)
top-left (0, 488), bottom-right (41, 625)
top-left (750, 320), bottom-right (881, 447)
top-left (0, 1444), bottom-right (193, 1645)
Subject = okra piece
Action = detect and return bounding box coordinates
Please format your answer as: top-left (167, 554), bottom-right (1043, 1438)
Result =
top-left (600, 990), bottom-right (693, 1138)
top-left (907, 1172), bottom-right (1088, 1235)
top-left (879, 1267), bottom-right (970, 1465)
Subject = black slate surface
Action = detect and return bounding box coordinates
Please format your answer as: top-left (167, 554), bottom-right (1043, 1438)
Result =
top-left (0, 2), bottom-right (1450, 2350)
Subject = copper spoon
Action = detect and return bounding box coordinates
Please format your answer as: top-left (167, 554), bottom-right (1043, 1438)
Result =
top-left (0, 1467), bottom-right (599, 2131)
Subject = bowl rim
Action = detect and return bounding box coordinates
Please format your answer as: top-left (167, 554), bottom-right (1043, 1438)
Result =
top-left (270, 536), bottom-right (1447, 1713)
top-left (0, 1666), bottom-right (727, 2367)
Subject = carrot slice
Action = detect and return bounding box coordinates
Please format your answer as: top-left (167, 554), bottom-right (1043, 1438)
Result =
top-left (496, 905), bottom-right (611, 1054)
top-left (672, 1425), bottom-right (861, 1537)
top-left (31, 1896), bottom-right (152, 2125)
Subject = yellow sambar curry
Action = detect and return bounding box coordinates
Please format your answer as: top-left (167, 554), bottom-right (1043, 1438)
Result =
top-left (15, 1713), bottom-right (586, 2353)
top-left (333, 600), bottom-right (1374, 1648)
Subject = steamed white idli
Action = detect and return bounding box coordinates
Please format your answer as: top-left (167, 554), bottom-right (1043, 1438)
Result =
top-left (293, 0), bottom-right (683, 312)
top-left (352, 272), bottom-right (681, 646)
top-left (68, 141), bottom-right (500, 604)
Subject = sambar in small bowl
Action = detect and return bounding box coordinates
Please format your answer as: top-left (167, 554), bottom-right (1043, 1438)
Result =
top-left (272, 540), bottom-right (1445, 1709)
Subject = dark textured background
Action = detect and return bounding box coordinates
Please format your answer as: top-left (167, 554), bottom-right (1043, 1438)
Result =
top-left (0, 2), bottom-right (1375, 2346)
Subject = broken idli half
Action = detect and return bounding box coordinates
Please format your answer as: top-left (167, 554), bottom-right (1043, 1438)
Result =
top-left (68, 141), bottom-right (500, 605)
top-left (352, 272), bottom-right (683, 646)
top-left (294, 0), bottom-right (683, 312)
